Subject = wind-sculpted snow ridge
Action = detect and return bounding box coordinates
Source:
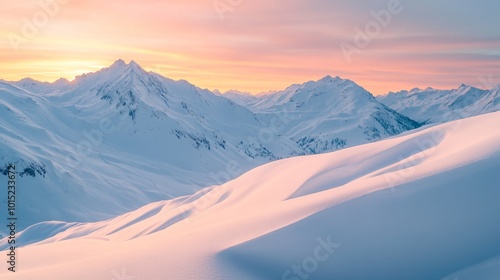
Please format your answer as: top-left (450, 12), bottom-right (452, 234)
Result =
top-left (2, 112), bottom-right (499, 280)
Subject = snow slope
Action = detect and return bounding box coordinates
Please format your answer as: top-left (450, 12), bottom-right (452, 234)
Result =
top-left (377, 84), bottom-right (500, 124)
top-left (2, 111), bottom-right (499, 280)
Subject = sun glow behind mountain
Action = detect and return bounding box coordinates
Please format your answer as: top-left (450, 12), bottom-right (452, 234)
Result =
top-left (1, 0), bottom-right (500, 94)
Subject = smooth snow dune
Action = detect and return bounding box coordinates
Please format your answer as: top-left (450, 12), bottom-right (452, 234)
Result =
top-left (1, 112), bottom-right (500, 280)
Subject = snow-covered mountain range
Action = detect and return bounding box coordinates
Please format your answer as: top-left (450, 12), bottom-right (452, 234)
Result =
top-left (0, 60), bottom-right (300, 229)
top-left (227, 75), bottom-right (421, 154)
top-left (2, 111), bottom-right (499, 280)
top-left (1, 59), bottom-right (499, 279)
top-left (0, 60), bottom-right (427, 229)
top-left (377, 84), bottom-right (500, 124)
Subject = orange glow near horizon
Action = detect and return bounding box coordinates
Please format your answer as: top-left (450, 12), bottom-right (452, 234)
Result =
top-left (1, 0), bottom-right (499, 95)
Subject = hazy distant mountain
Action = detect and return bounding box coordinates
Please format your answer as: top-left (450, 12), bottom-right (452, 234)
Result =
top-left (217, 90), bottom-right (259, 107)
top-left (5, 77), bottom-right (70, 94)
top-left (377, 84), bottom-right (500, 124)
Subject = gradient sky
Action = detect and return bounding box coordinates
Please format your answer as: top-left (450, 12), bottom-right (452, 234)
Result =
top-left (1, 0), bottom-right (499, 95)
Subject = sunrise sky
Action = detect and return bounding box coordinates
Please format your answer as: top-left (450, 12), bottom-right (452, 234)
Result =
top-left (1, 0), bottom-right (499, 95)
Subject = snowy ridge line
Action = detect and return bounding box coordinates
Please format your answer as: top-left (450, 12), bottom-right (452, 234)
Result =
top-left (377, 83), bottom-right (500, 124)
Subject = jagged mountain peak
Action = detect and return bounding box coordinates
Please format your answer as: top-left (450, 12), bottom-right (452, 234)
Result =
top-left (69, 60), bottom-right (162, 98)
top-left (103, 59), bottom-right (148, 78)
top-left (385, 86), bottom-right (442, 97)
top-left (311, 75), bottom-right (351, 85)
top-left (81, 60), bottom-right (148, 80)
top-left (128, 59), bottom-right (140, 68)
top-left (18, 77), bottom-right (39, 83)
top-left (298, 75), bottom-right (376, 104)
top-left (458, 83), bottom-right (472, 89)
top-left (318, 74), bottom-right (340, 82)
top-left (455, 84), bottom-right (493, 96)
top-left (126, 60), bottom-right (148, 76)
top-left (54, 77), bottom-right (70, 85)
top-left (109, 58), bottom-right (127, 69)
top-left (290, 75), bottom-right (371, 98)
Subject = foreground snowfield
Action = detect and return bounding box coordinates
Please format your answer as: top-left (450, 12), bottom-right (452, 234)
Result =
top-left (1, 112), bottom-right (500, 279)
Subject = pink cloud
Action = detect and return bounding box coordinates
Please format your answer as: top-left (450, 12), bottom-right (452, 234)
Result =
top-left (1, 0), bottom-right (499, 94)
